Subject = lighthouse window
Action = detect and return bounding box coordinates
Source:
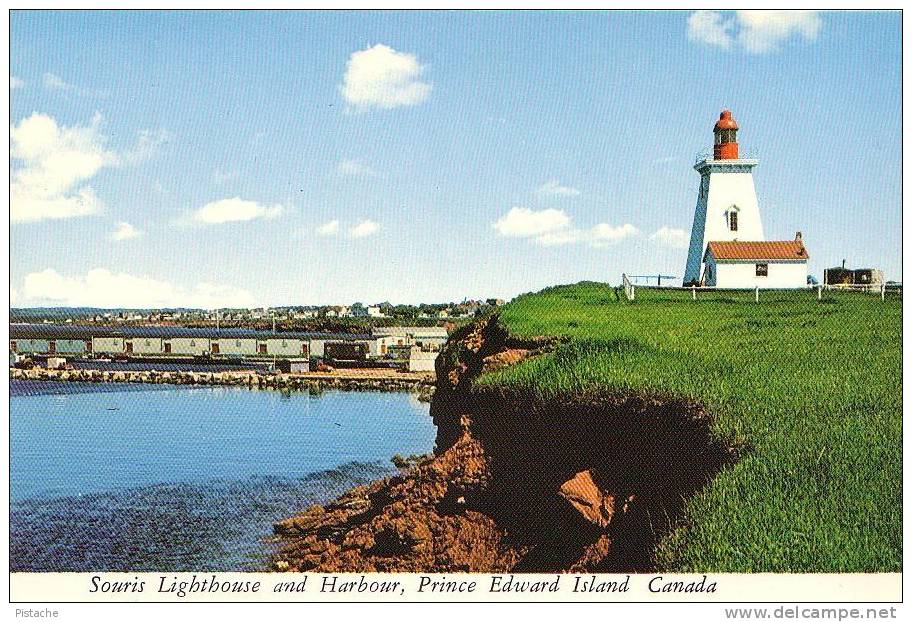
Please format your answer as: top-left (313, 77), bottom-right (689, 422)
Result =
top-left (729, 211), bottom-right (738, 231)
top-left (756, 263), bottom-right (768, 277)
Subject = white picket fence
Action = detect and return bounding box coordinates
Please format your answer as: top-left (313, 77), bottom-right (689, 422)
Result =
top-left (620, 274), bottom-right (899, 303)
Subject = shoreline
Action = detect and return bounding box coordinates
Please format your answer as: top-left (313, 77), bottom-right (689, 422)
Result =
top-left (9, 367), bottom-right (436, 398)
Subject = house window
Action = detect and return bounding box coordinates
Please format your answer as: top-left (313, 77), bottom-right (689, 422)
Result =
top-left (10, 341), bottom-right (17, 352)
top-left (236, 340), bottom-right (241, 347)
top-left (729, 211), bottom-right (738, 231)
top-left (190, 340), bottom-right (195, 346)
top-left (756, 263), bottom-right (768, 277)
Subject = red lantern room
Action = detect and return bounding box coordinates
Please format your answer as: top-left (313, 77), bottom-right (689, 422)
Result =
top-left (713, 110), bottom-right (739, 160)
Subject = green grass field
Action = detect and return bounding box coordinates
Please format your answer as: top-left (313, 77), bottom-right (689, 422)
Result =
top-left (476, 282), bottom-right (901, 572)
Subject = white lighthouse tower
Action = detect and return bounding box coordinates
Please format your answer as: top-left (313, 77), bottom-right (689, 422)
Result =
top-left (683, 110), bottom-right (765, 284)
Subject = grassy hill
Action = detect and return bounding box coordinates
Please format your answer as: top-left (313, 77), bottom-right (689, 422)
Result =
top-left (476, 282), bottom-right (901, 572)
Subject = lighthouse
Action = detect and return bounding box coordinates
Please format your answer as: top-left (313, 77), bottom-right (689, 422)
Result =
top-left (683, 110), bottom-right (809, 289)
top-left (683, 110), bottom-right (765, 284)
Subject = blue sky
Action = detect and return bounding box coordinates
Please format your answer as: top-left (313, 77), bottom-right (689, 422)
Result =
top-left (9, 10), bottom-right (902, 307)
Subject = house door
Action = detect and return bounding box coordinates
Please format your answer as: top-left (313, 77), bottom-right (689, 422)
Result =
top-left (211, 343), bottom-right (220, 354)
top-left (164, 342), bottom-right (171, 354)
top-left (48, 341), bottom-right (56, 354)
top-left (258, 343), bottom-right (267, 355)
top-left (85, 340), bottom-right (92, 353)
top-left (125, 342), bottom-right (133, 354)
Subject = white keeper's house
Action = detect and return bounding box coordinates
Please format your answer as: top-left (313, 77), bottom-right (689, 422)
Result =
top-left (684, 109), bottom-right (809, 289)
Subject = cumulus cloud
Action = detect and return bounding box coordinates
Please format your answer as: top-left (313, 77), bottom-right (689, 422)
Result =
top-left (688, 10), bottom-right (734, 49)
top-left (341, 44), bottom-right (432, 110)
top-left (20, 268), bottom-right (256, 309)
top-left (494, 206), bottom-right (638, 247)
top-left (109, 221), bottom-right (142, 241)
top-left (191, 197), bottom-right (284, 224)
top-left (649, 226), bottom-right (690, 250)
top-left (493, 207), bottom-right (572, 238)
top-left (349, 219), bottom-right (380, 238)
top-left (10, 76), bottom-right (24, 90)
top-left (688, 11), bottom-right (821, 53)
top-left (337, 158), bottom-right (379, 177)
top-left (536, 180), bottom-right (581, 197)
top-left (10, 287), bottom-right (18, 306)
top-left (316, 220), bottom-right (340, 236)
top-left (10, 112), bottom-right (167, 223)
top-left (122, 129), bottom-right (171, 165)
top-left (589, 223), bottom-right (640, 247)
top-left (737, 11), bottom-right (822, 53)
top-left (10, 112), bottom-right (115, 223)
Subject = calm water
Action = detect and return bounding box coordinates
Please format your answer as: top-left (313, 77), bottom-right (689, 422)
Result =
top-left (10, 380), bottom-right (436, 571)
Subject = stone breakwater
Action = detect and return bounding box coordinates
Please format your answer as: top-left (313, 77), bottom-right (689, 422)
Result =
top-left (9, 367), bottom-right (435, 398)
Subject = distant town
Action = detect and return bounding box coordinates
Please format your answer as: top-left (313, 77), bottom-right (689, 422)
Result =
top-left (9, 298), bottom-right (508, 376)
top-left (10, 298), bottom-right (507, 328)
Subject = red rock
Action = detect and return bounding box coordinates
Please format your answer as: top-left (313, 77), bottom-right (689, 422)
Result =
top-left (558, 470), bottom-right (616, 528)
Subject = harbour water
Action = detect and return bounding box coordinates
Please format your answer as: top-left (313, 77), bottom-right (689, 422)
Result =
top-left (10, 380), bottom-right (436, 571)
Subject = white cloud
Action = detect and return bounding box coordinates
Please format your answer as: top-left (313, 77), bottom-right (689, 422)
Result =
top-left (589, 223), bottom-right (640, 247)
top-left (349, 219), bottom-right (380, 238)
top-left (337, 158), bottom-right (379, 177)
top-left (10, 76), bottom-right (24, 90)
top-left (650, 226), bottom-right (690, 250)
top-left (122, 129), bottom-right (170, 165)
top-left (191, 197), bottom-right (285, 224)
top-left (109, 221), bottom-right (142, 241)
top-left (10, 112), bottom-right (115, 223)
top-left (316, 220), bottom-right (340, 236)
top-left (688, 10), bottom-right (735, 49)
top-left (21, 268), bottom-right (255, 309)
top-left (737, 11), bottom-right (822, 53)
top-left (494, 206), bottom-right (637, 248)
top-left (341, 44), bottom-right (432, 110)
top-left (536, 180), bottom-right (581, 197)
top-left (493, 207), bottom-right (571, 238)
top-left (42, 72), bottom-right (74, 91)
top-left (687, 11), bottom-right (821, 53)
top-left (10, 112), bottom-right (166, 223)
top-left (10, 287), bottom-right (18, 306)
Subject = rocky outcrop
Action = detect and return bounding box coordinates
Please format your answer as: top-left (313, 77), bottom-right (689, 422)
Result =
top-left (272, 315), bottom-right (735, 572)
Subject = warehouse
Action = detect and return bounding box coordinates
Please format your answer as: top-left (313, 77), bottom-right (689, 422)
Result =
top-left (265, 337), bottom-right (308, 357)
top-left (372, 326), bottom-right (449, 352)
top-left (9, 324), bottom-right (380, 361)
top-left (126, 337), bottom-right (163, 355)
top-left (211, 336), bottom-right (259, 356)
top-left (93, 336), bottom-right (126, 354)
top-left (166, 337), bottom-right (210, 356)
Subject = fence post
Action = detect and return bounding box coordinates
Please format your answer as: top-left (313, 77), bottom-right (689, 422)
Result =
top-left (631, 284), bottom-right (635, 301)
top-left (881, 284), bottom-right (885, 301)
top-left (817, 285), bottom-right (822, 301)
top-left (755, 286), bottom-right (759, 303)
top-left (692, 287), bottom-right (696, 301)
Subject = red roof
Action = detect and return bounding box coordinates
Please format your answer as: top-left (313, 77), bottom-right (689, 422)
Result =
top-left (714, 110), bottom-right (739, 131)
top-left (706, 240), bottom-right (809, 261)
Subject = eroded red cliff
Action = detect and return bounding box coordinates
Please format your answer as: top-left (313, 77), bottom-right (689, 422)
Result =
top-left (272, 316), bottom-right (734, 572)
